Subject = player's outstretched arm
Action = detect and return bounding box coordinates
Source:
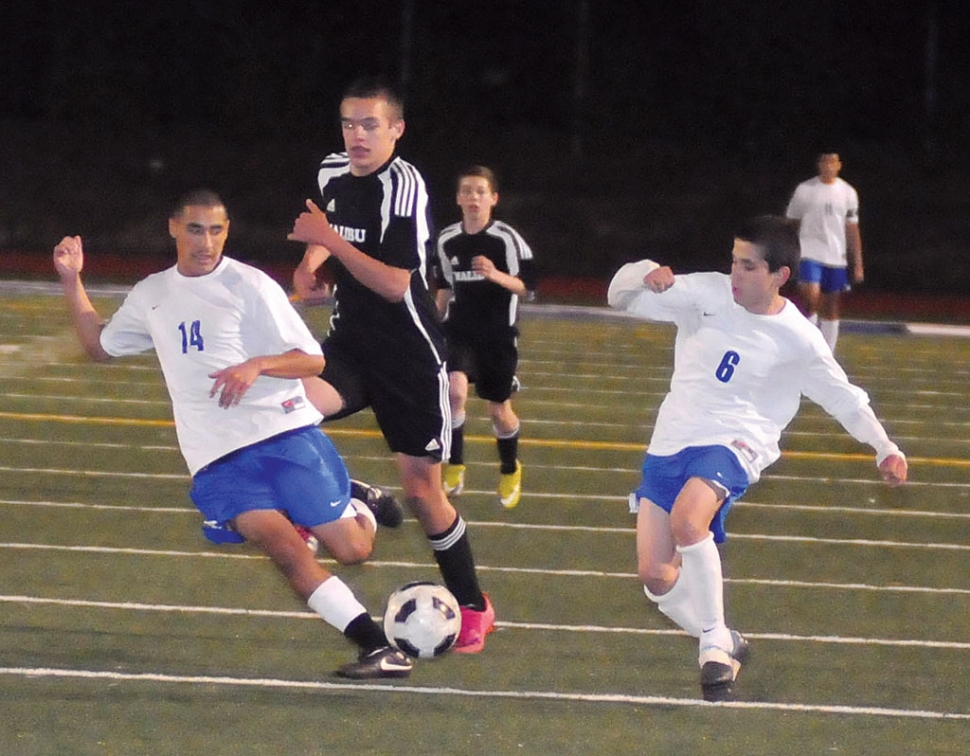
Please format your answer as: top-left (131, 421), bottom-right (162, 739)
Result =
top-left (878, 452), bottom-right (907, 487)
top-left (607, 259), bottom-right (667, 310)
top-left (288, 199), bottom-right (411, 302)
top-left (52, 235), bottom-right (111, 362)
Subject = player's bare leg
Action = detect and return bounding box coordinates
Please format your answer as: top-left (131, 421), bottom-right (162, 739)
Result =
top-left (797, 280), bottom-right (821, 325)
top-left (234, 508), bottom-right (335, 598)
top-left (396, 452), bottom-right (493, 651)
top-left (309, 507), bottom-right (376, 565)
top-left (234, 508), bottom-right (410, 677)
top-left (670, 478), bottom-right (747, 701)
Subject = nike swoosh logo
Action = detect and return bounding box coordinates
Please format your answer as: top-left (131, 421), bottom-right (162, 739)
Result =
top-left (329, 499), bottom-right (342, 507)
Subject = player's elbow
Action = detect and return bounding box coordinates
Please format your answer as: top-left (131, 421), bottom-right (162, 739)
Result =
top-left (84, 341), bottom-right (113, 363)
top-left (381, 270), bottom-right (413, 303)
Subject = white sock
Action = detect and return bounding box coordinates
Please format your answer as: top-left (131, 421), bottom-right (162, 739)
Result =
top-left (677, 534), bottom-right (733, 653)
top-left (819, 319), bottom-right (840, 351)
top-left (307, 576), bottom-right (367, 632)
top-left (346, 497), bottom-right (377, 531)
top-left (644, 570), bottom-right (702, 637)
top-left (451, 413), bottom-right (465, 430)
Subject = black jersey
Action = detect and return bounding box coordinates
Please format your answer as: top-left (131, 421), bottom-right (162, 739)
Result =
top-left (435, 220), bottom-right (537, 336)
top-left (317, 152), bottom-right (444, 360)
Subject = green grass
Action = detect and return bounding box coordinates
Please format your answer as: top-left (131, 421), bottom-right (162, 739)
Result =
top-left (1, 285), bottom-right (969, 754)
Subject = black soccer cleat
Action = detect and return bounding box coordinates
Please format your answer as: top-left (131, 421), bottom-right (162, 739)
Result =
top-left (350, 480), bottom-right (404, 528)
top-left (699, 631), bottom-right (750, 702)
top-left (700, 656), bottom-right (738, 702)
top-left (350, 479), bottom-right (404, 528)
top-left (336, 646), bottom-right (412, 679)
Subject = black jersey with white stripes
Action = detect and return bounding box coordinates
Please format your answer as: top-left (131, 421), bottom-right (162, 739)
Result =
top-left (316, 152), bottom-right (443, 358)
top-left (436, 220), bottom-right (537, 336)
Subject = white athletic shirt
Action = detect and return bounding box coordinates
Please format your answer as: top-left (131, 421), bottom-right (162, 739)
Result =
top-left (785, 176), bottom-right (859, 267)
top-left (608, 261), bottom-right (900, 483)
top-left (100, 257), bottom-right (324, 475)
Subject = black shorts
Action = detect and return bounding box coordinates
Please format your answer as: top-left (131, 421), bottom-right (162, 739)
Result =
top-left (445, 327), bottom-right (518, 403)
top-left (320, 339), bottom-right (451, 461)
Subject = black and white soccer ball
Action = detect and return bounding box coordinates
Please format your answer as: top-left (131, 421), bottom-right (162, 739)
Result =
top-left (383, 581), bottom-right (461, 659)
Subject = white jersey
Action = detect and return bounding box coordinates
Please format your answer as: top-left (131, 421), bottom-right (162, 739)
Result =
top-left (100, 257), bottom-right (324, 475)
top-left (785, 176), bottom-right (859, 267)
top-left (608, 261), bottom-right (899, 483)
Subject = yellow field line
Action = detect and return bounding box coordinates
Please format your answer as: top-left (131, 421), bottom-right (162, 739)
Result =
top-left (1, 410), bottom-right (967, 468)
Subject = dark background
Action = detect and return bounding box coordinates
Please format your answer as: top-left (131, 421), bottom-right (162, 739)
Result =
top-left (2, 0), bottom-right (969, 295)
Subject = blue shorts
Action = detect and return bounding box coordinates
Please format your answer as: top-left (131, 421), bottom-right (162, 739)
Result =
top-left (635, 445), bottom-right (749, 543)
top-left (190, 426), bottom-right (351, 543)
top-left (798, 259), bottom-right (849, 294)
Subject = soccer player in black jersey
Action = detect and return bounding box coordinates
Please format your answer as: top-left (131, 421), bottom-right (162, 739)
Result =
top-left (434, 166), bottom-right (537, 509)
top-left (288, 78), bottom-right (494, 653)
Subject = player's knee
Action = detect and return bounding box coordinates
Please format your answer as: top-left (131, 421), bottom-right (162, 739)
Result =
top-left (669, 515), bottom-right (708, 549)
top-left (330, 538), bottom-right (373, 565)
top-left (639, 569), bottom-right (669, 597)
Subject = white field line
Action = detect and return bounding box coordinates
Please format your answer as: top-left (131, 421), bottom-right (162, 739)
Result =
top-left (2, 594), bottom-right (969, 650)
top-left (0, 665), bottom-right (967, 720)
top-left (1, 541), bottom-right (969, 594)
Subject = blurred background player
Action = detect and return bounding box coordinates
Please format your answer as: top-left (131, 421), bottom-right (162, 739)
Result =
top-left (53, 189), bottom-right (410, 679)
top-left (434, 165), bottom-right (537, 509)
top-left (607, 215), bottom-right (906, 701)
top-left (289, 78), bottom-right (494, 652)
top-left (785, 151), bottom-right (864, 352)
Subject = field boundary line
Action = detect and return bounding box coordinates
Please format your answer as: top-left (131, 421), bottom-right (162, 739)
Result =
top-left (0, 665), bottom-right (967, 720)
top-left (3, 595), bottom-right (970, 650)
top-left (2, 546), bottom-right (968, 593)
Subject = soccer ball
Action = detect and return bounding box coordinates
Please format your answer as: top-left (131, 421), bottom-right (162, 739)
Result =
top-left (383, 581), bottom-right (461, 659)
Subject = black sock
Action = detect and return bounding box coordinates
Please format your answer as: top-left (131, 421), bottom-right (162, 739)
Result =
top-left (429, 515), bottom-right (485, 610)
top-left (497, 429), bottom-right (519, 475)
top-left (450, 420), bottom-right (465, 465)
top-left (343, 612), bottom-right (387, 651)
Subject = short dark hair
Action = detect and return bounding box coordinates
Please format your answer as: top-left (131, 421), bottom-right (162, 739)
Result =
top-left (342, 76), bottom-right (404, 121)
top-left (457, 165), bottom-right (499, 193)
top-left (171, 188), bottom-right (226, 219)
top-left (734, 215), bottom-right (800, 276)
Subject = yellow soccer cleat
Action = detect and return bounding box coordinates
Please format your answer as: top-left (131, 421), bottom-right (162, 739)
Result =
top-left (498, 461), bottom-right (522, 509)
top-left (442, 463), bottom-right (466, 497)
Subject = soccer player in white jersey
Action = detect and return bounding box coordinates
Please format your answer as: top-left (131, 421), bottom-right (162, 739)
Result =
top-left (53, 189), bottom-right (411, 679)
top-left (607, 215), bottom-right (907, 701)
top-left (434, 165), bottom-right (537, 509)
top-left (785, 151), bottom-right (864, 351)
top-left (289, 78), bottom-right (494, 652)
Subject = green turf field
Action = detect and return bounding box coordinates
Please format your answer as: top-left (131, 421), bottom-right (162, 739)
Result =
top-left (1, 284), bottom-right (969, 755)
